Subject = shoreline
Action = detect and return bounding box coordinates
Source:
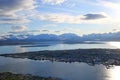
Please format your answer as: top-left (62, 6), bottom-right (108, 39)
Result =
top-left (0, 72), bottom-right (61, 80)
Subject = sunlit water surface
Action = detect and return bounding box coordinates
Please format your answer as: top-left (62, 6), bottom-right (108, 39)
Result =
top-left (0, 57), bottom-right (119, 80)
top-left (0, 41), bottom-right (120, 80)
top-left (0, 41), bottom-right (119, 54)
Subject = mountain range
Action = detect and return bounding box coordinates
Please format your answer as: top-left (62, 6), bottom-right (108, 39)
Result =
top-left (1, 32), bottom-right (120, 43)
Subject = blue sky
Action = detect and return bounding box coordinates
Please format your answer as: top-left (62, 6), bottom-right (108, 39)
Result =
top-left (0, 0), bottom-right (120, 36)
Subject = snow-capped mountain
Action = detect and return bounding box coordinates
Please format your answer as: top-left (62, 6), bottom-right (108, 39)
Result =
top-left (1, 32), bottom-right (120, 42)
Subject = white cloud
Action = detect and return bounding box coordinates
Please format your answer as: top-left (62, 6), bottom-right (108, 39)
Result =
top-left (36, 13), bottom-right (108, 24)
top-left (0, 0), bottom-right (35, 13)
top-left (90, 0), bottom-right (120, 23)
top-left (11, 25), bottom-right (27, 32)
top-left (41, 0), bottom-right (66, 5)
top-left (37, 14), bottom-right (81, 23)
top-left (0, 0), bottom-right (36, 24)
top-left (98, 0), bottom-right (120, 10)
top-left (0, 16), bottom-right (30, 24)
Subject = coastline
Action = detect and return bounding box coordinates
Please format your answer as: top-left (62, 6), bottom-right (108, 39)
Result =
top-left (0, 72), bottom-right (61, 80)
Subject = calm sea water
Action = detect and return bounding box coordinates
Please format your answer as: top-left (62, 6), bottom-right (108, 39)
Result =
top-left (0, 41), bottom-right (118, 54)
top-left (0, 41), bottom-right (120, 80)
top-left (0, 56), bottom-right (120, 80)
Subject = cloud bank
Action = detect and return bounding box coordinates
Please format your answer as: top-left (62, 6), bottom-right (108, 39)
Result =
top-left (11, 26), bottom-right (27, 32)
top-left (82, 13), bottom-right (106, 20)
top-left (36, 13), bottom-right (108, 24)
top-left (0, 0), bottom-right (36, 24)
top-left (41, 0), bottom-right (65, 5)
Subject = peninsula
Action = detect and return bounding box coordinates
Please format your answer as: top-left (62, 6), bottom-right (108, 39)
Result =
top-left (1, 49), bottom-right (120, 67)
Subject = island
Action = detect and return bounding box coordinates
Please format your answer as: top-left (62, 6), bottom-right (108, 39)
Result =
top-left (0, 72), bottom-right (61, 80)
top-left (1, 49), bottom-right (120, 68)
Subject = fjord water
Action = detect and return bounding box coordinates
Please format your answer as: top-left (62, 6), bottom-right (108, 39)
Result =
top-left (0, 41), bottom-right (120, 80)
top-left (0, 41), bottom-right (118, 54)
top-left (0, 56), bottom-right (120, 80)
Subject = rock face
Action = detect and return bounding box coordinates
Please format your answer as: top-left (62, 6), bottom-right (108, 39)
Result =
top-left (0, 72), bottom-right (61, 80)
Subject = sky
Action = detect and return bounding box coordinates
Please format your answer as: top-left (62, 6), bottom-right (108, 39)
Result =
top-left (0, 0), bottom-right (120, 36)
